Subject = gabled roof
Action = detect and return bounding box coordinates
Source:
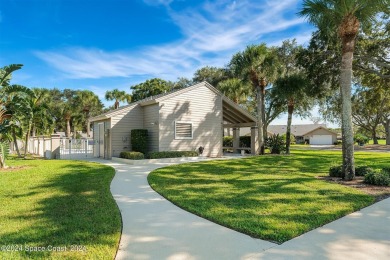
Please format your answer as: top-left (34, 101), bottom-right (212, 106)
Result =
top-left (89, 81), bottom-right (256, 123)
top-left (301, 126), bottom-right (338, 136)
top-left (268, 124), bottom-right (328, 136)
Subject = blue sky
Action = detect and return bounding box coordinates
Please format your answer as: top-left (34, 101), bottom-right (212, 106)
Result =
top-left (0, 0), bottom-right (331, 126)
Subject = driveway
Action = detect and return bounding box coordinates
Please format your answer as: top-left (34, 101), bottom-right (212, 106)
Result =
top-left (90, 158), bottom-right (390, 260)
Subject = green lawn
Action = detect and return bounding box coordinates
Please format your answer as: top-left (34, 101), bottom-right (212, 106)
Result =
top-left (0, 159), bottom-right (121, 259)
top-left (148, 150), bottom-right (389, 243)
top-left (368, 139), bottom-right (386, 145)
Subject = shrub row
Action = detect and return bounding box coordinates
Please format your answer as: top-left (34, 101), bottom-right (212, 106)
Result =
top-left (329, 165), bottom-right (376, 178)
top-left (148, 151), bottom-right (199, 159)
top-left (329, 164), bottom-right (390, 186)
top-left (119, 151), bottom-right (145, 160)
top-left (364, 171), bottom-right (390, 186)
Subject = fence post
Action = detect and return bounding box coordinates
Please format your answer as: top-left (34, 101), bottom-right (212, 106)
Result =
top-left (51, 134), bottom-right (61, 159)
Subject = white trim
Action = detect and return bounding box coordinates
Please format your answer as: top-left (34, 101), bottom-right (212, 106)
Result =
top-left (175, 121), bottom-right (193, 140)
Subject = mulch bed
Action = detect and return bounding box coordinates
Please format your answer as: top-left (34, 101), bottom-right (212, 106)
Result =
top-left (319, 176), bottom-right (390, 202)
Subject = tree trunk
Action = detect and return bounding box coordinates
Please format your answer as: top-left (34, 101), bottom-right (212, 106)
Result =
top-left (12, 127), bottom-right (22, 158)
top-left (66, 119), bottom-right (71, 138)
top-left (256, 85), bottom-right (264, 155)
top-left (286, 104), bottom-right (294, 154)
top-left (23, 120), bottom-right (32, 158)
top-left (32, 125), bottom-right (36, 137)
top-left (262, 87), bottom-right (267, 151)
top-left (340, 36), bottom-right (356, 181)
top-left (86, 111), bottom-right (91, 138)
top-left (115, 100), bottom-right (119, 109)
top-left (372, 128), bottom-right (378, 144)
top-left (384, 119), bottom-right (390, 145)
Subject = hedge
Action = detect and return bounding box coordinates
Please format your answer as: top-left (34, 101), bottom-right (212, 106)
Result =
top-left (148, 151), bottom-right (199, 159)
top-left (131, 129), bottom-right (148, 154)
top-left (119, 151), bottom-right (145, 160)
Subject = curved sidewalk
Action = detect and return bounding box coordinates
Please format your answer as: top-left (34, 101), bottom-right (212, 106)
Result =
top-left (92, 158), bottom-right (390, 260)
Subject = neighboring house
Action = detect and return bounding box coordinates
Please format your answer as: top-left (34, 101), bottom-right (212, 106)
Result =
top-left (235, 124), bottom-right (337, 145)
top-left (89, 82), bottom-right (257, 159)
top-left (267, 124), bottom-right (337, 145)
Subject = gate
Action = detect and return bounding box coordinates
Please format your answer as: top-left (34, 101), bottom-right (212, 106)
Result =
top-left (59, 138), bottom-right (94, 159)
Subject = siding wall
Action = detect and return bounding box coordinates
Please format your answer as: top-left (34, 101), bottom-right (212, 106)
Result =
top-left (110, 105), bottom-right (144, 157)
top-left (143, 104), bottom-right (159, 152)
top-left (158, 85), bottom-right (223, 157)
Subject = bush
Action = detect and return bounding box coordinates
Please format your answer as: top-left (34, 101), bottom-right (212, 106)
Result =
top-left (223, 136), bottom-right (233, 147)
top-left (281, 134), bottom-right (296, 144)
top-left (265, 134), bottom-right (286, 154)
top-left (239, 136), bottom-right (251, 147)
top-left (131, 129), bottom-right (148, 154)
top-left (364, 170), bottom-right (390, 186)
top-left (355, 165), bottom-right (375, 176)
top-left (148, 151), bottom-right (199, 159)
top-left (354, 134), bottom-right (369, 145)
top-left (119, 151), bottom-right (145, 160)
top-left (382, 167), bottom-right (390, 174)
top-left (329, 165), bottom-right (375, 178)
top-left (329, 165), bottom-right (343, 178)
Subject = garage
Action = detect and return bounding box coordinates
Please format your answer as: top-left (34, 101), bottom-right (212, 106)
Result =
top-left (303, 126), bottom-right (337, 145)
top-left (310, 135), bottom-right (333, 145)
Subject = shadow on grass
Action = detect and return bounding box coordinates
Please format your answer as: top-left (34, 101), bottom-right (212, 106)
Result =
top-left (148, 150), bottom-right (376, 243)
top-left (0, 161), bottom-right (121, 259)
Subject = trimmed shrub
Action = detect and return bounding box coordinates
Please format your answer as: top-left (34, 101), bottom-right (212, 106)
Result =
top-left (329, 165), bottom-right (375, 178)
top-left (223, 136), bottom-right (233, 147)
top-left (354, 134), bottom-right (369, 145)
top-left (119, 151), bottom-right (145, 160)
top-left (281, 134), bottom-right (296, 144)
top-left (265, 134), bottom-right (286, 154)
top-left (329, 165), bottom-right (343, 178)
top-left (148, 151), bottom-right (199, 159)
top-left (239, 136), bottom-right (251, 147)
top-left (355, 165), bottom-right (375, 176)
top-left (382, 167), bottom-right (390, 174)
top-left (364, 170), bottom-right (390, 186)
top-left (131, 129), bottom-right (148, 154)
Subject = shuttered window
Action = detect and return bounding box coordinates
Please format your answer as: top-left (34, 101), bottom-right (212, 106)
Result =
top-left (175, 121), bottom-right (193, 139)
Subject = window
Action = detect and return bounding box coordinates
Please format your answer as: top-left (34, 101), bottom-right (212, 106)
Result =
top-left (175, 121), bottom-right (193, 139)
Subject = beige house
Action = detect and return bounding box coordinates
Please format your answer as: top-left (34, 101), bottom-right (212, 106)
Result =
top-left (89, 82), bottom-right (258, 159)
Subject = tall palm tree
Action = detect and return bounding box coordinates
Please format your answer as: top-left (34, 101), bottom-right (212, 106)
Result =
top-left (105, 89), bottom-right (131, 109)
top-left (229, 44), bottom-right (280, 154)
top-left (217, 78), bottom-right (252, 104)
top-left (299, 0), bottom-right (388, 180)
top-left (274, 74), bottom-right (312, 154)
top-left (75, 90), bottom-right (103, 137)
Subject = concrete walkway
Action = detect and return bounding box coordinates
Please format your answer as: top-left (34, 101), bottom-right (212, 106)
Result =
top-left (91, 158), bottom-right (390, 260)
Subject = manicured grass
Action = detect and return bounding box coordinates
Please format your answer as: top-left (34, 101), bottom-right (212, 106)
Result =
top-left (368, 139), bottom-right (386, 145)
top-left (148, 150), bottom-right (389, 243)
top-left (0, 159), bottom-right (121, 259)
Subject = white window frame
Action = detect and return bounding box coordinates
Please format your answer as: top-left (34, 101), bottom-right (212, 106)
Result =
top-left (174, 121), bottom-right (193, 140)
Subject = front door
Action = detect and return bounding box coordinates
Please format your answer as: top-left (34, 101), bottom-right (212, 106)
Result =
top-left (99, 123), bottom-right (104, 157)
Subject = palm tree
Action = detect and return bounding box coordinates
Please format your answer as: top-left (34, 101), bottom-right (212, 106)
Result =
top-left (75, 90), bottom-right (103, 137)
top-left (105, 89), bottom-right (131, 109)
top-left (299, 0), bottom-right (388, 180)
top-left (229, 44), bottom-right (280, 154)
top-left (274, 74), bottom-right (312, 154)
top-left (217, 78), bottom-right (252, 104)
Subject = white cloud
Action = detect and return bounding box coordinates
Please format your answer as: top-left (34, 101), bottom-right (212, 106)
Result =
top-left (35, 0), bottom-right (313, 80)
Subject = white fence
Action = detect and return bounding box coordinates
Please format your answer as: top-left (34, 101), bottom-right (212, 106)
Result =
top-left (59, 138), bottom-right (94, 159)
top-left (27, 136), bottom-right (95, 159)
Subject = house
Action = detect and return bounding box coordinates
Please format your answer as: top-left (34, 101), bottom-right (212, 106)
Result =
top-left (89, 82), bottom-right (258, 159)
top-left (267, 124), bottom-right (337, 145)
top-left (232, 124), bottom-right (337, 145)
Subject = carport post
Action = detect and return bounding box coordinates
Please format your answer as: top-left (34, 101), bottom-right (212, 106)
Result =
top-left (233, 128), bottom-right (240, 153)
top-left (251, 126), bottom-right (259, 155)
